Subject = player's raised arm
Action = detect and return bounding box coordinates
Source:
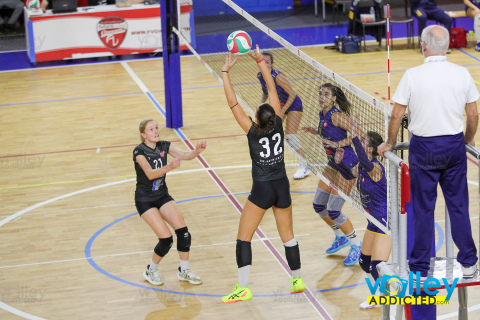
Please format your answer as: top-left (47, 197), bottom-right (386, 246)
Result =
top-left (222, 54), bottom-right (253, 134)
top-left (249, 45), bottom-right (281, 117)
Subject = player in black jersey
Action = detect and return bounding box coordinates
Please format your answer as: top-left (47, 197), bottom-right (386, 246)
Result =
top-left (134, 118), bottom-right (206, 286)
top-left (220, 45), bottom-right (305, 304)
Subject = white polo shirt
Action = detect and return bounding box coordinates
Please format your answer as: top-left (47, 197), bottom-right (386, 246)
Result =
top-left (392, 56), bottom-right (479, 137)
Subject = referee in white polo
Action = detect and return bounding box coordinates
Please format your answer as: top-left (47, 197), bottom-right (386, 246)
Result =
top-left (378, 25), bottom-right (479, 278)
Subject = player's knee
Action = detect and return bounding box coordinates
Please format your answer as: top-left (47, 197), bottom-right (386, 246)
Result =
top-left (175, 227), bottom-right (191, 252)
top-left (154, 236), bottom-right (173, 257)
top-left (285, 134), bottom-right (302, 151)
top-left (327, 194), bottom-right (346, 224)
top-left (359, 253), bottom-right (371, 274)
top-left (313, 188), bottom-right (330, 218)
top-left (370, 260), bottom-right (384, 280)
top-left (313, 203), bottom-right (328, 218)
top-left (236, 240), bottom-right (252, 268)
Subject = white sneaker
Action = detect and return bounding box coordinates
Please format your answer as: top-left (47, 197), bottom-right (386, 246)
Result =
top-left (293, 164), bottom-right (310, 180)
top-left (178, 267), bottom-right (202, 285)
top-left (359, 300), bottom-right (378, 309)
top-left (462, 264), bottom-right (478, 278)
top-left (143, 264), bottom-right (163, 285)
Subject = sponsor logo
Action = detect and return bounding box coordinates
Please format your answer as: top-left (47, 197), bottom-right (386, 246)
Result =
top-left (97, 16), bottom-right (128, 50)
top-left (160, 151), bottom-right (165, 158)
top-left (323, 122), bottom-right (327, 127)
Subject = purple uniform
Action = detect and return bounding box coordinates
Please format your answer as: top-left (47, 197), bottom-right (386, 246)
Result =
top-left (357, 159), bottom-right (387, 235)
top-left (319, 106), bottom-right (358, 171)
top-left (466, 0), bottom-right (480, 12)
top-left (257, 70), bottom-right (303, 114)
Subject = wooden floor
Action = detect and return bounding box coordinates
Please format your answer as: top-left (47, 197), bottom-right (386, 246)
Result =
top-left (1, 40), bottom-right (480, 320)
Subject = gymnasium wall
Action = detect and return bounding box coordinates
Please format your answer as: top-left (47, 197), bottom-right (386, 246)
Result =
top-left (193, 0), bottom-right (294, 17)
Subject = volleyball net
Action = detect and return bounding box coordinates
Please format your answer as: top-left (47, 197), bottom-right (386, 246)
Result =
top-left (173, 0), bottom-right (398, 235)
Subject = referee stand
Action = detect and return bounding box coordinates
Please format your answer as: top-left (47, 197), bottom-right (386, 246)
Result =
top-left (381, 143), bottom-right (480, 320)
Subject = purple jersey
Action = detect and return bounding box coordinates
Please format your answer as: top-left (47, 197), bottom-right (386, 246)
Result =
top-left (357, 159), bottom-right (387, 233)
top-left (257, 70), bottom-right (303, 113)
top-left (319, 106), bottom-right (358, 170)
top-left (466, 0), bottom-right (480, 11)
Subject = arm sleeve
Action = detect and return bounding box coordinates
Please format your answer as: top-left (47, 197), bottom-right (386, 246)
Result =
top-left (336, 161), bottom-right (356, 180)
top-left (352, 136), bottom-right (374, 172)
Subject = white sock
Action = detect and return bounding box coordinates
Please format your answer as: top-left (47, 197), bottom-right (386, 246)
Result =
top-left (180, 259), bottom-right (189, 272)
top-left (346, 230), bottom-right (361, 246)
top-left (475, 14), bottom-right (480, 43)
top-left (239, 265), bottom-right (251, 288)
top-left (292, 269), bottom-right (301, 279)
top-left (150, 259), bottom-right (158, 271)
top-left (331, 224), bottom-right (344, 237)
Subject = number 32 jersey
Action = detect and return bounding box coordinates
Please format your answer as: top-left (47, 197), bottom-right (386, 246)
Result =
top-left (247, 115), bottom-right (287, 181)
top-left (133, 141), bottom-right (171, 201)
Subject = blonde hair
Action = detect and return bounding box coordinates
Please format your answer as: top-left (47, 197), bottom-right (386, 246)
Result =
top-left (139, 118), bottom-right (157, 142)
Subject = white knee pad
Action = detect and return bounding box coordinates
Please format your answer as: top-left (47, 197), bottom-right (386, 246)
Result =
top-left (285, 134), bottom-right (302, 151)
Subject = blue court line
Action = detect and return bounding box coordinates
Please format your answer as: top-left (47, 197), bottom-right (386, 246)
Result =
top-left (85, 191), bottom-right (367, 298)
top-left (458, 48), bottom-right (480, 63)
top-left (4, 59), bottom-right (480, 108)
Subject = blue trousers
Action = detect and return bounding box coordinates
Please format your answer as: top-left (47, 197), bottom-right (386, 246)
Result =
top-left (412, 2), bottom-right (452, 38)
top-left (409, 133), bottom-right (477, 276)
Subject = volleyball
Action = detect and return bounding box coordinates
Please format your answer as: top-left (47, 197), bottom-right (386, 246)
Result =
top-left (227, 31), bottom-right (252, 55)
top-left (26, 0), bottom-right (40, 9)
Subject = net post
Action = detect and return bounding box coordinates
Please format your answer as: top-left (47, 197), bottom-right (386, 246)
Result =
top-left (399, 161), bottom-right (410, 279)
top-left (389, 156), bottom-right (399, 266)
top-left (161, 0), bottom-right (183, 129)
top-left (445, 207), bottom-right (454, 258)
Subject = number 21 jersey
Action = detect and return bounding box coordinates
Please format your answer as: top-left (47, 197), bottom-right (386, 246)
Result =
top-left (133, 141), bottom-right (171, 201)
top-left (247, 115), bottom-right (286, 181)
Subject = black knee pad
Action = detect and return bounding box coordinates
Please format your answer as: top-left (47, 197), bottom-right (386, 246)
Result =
top-left (359, 253), bottom-right (371, 274)
top-left (284, 243), bottom-right (301, 271)
top-left (175, 227), bottom-right (191, 252)
top-left (236, 240), bottom-right (252, 268)
top-left (154, 236), bottom-right (173, 257)
top-left (370, 260), bottom-right (384, 280)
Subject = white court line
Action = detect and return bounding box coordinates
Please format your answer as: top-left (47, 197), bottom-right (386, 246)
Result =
top-left (436, 304), bottom-right (480, 319)
top-left (0, 301), bottom-right (46, 320)
top-left (0, 234), bottom-right (311, 270)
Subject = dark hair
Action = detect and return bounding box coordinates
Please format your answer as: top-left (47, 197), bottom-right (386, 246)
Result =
top-left (262, 51), bottom-right (274, 63)
top-left (367, 131), bottom-right (384, 158)
top-left (320, 83), bottom-right (351, 116)
top-left (251, 103), bottom-right (276, 135)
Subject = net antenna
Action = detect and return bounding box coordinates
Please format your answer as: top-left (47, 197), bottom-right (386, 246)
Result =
top-left (174, 0), bottom-right (394, 236)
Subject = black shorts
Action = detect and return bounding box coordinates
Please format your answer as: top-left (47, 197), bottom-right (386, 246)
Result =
top-left (135, 194), bottom-right (175, 216)
top-left (248, 176), bottom-right (292, 210)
